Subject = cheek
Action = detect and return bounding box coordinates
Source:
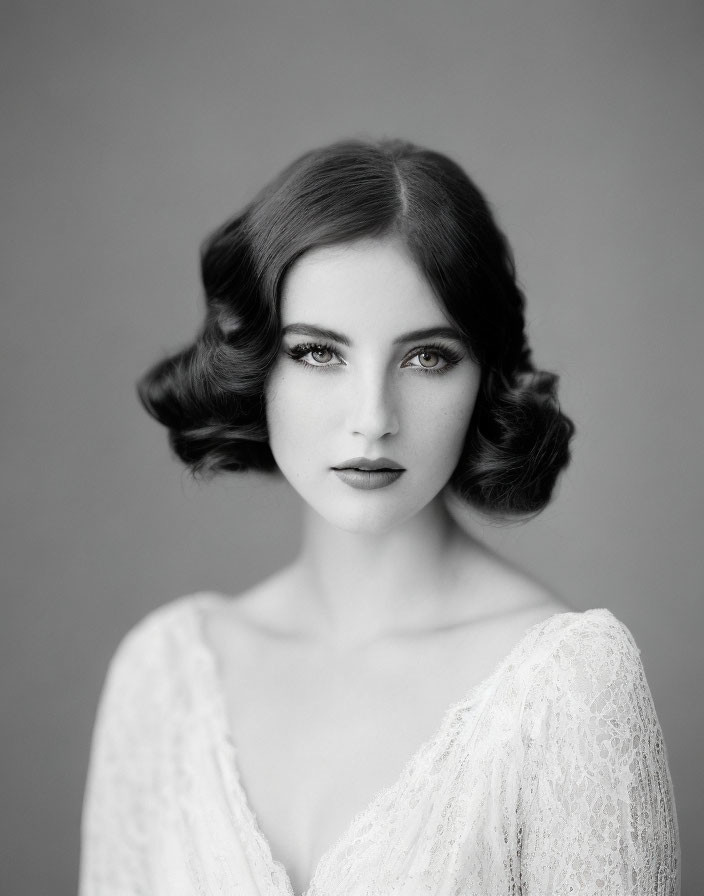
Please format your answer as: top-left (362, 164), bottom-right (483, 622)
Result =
top-left (265, 369), bottom-right (334, 459)
top-left (410, 380), bottom-right (479, 462)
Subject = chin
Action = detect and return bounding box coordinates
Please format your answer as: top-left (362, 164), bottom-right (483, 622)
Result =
top-left (312, 496), bottom-right (433, 536)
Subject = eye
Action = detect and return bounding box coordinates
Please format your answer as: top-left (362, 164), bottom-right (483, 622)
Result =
top-left (286, 342), bottom-right (345, 369)
top-left (309, 347), bottom-right (336, 364)
top-left (413, 350), bottom-right (444, 369)
top-left (401, 345), bottom-right (461, 373)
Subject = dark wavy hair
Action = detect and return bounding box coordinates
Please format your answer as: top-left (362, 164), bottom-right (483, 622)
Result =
top-left (138, 138), bottom-right (574, 515)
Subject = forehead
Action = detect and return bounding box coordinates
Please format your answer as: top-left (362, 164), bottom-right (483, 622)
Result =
top-left (280, 238), bottom-right (449, 331)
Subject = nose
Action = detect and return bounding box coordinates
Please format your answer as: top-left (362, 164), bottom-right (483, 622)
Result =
top-left (347, 369), bottom-right (400, 441)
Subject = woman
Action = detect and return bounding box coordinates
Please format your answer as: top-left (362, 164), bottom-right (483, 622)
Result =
top-left (80, 139), bottom-right (680, 895)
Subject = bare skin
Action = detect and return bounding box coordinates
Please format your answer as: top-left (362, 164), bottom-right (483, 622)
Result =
top-left (202, 498), bottom-right (571, 896)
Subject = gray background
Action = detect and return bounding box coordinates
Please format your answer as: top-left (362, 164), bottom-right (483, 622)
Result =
top-left (2, 1), bottom-right (702, 893)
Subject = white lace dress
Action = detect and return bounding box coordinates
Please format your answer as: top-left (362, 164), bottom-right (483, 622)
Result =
top-left (79, 593), bottom-right (680, 895)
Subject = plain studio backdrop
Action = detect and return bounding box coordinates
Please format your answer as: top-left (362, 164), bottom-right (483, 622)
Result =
top-left (2, 1), bottom-right (702, 892)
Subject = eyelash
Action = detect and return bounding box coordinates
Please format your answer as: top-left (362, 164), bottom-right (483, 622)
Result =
top-left (284, 341), bottom-right (464, 375)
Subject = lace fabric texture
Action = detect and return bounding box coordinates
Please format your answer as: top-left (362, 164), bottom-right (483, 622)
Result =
top-left (79, 594), bottom-right (680, 895)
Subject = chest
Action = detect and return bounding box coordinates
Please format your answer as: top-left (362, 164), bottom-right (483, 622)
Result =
top-left (209, 623), bottom-right (526, 895)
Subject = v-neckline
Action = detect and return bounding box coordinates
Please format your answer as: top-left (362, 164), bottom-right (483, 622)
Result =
top-left (187, 592), bottom-right (575, 896)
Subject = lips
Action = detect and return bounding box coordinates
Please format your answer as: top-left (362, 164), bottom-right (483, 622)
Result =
top-left (331, 457), bottom-right (405, 491)
top-left (332, 456), bottom-right (404, 472)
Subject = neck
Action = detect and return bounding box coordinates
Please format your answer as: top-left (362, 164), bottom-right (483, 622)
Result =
top-left (291, 496), bottom-right (474, 647)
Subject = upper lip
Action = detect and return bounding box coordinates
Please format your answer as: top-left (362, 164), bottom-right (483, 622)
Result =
top-left (332, 457), bottom-right (405, 471)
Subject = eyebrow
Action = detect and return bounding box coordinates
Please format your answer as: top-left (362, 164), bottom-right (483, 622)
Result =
top-left (281, 324), bottom-right (465, 346)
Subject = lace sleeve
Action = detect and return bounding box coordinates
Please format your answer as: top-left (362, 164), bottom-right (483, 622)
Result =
top-left (79, 618), bottom-right (165, 896)
top-left (518, 614), bottom-right (680, 895)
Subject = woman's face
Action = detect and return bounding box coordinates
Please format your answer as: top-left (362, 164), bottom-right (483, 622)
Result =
top-left (265, 238), bottom-right (481, 534)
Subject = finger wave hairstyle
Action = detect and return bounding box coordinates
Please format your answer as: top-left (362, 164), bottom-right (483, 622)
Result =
top-left (138, 138), bottom-right (575, 516)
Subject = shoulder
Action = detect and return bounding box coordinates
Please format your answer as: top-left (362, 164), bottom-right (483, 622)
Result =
top-left (530, 607), bottom-right (643, 684)
top-left (111, 592), bottom-right (214, 653)
top-left (449, 529), bottom-right (634, 655)
top-left (89, 592), bottom-right (224, 754)
top-left (520, 608), bottom-right (656, 741)
top-left (101, 592), bottom-right (220, 695)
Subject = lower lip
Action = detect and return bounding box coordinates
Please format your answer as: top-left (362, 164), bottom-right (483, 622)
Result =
top-left (332, 469), bottom-right (404, 490)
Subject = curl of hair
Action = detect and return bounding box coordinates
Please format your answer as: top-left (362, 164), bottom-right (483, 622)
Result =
top-left (138, 138), bottom-right (575, 515)
top-left (137, 221), bottom-right (279, 475)
top-left (452, 370), bottom-right (575, 516)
